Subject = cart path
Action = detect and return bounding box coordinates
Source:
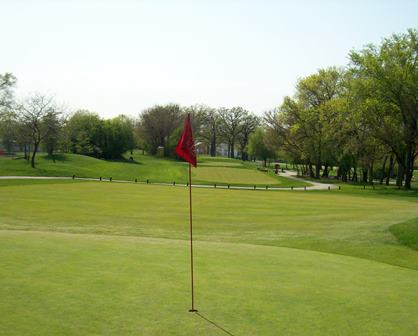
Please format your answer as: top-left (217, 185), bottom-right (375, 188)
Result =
top-left (0, 173), bottom-right (338, 191)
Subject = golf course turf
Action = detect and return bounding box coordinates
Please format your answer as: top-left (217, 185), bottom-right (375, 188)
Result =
top-left (0, 152), bottom-right (309, 188)
top-left (0, 179), bottom-right (417, 335)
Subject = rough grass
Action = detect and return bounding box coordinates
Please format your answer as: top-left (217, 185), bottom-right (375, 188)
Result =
top-left (390, 218), bottom-right (418, 250)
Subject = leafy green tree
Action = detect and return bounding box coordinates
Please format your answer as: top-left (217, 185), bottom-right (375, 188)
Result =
top-left (238, 113), bottom-right (259, 161)
top-left (101, 115), bottom-right (135, 159)
top-left (349, 29), bottom-right (418, 189)
top-left (248, 128), bottom-right (274, 167)
top-left (66, 110), bottom-right (103, 156)
top-left (41, 111), bottom-right (63, 156)
top-left (0, 111), bottom-right (18, 153)
top-left (0, 73), bottom-right (17, 153)
top-left (0, 73), bottom-right (16, 113)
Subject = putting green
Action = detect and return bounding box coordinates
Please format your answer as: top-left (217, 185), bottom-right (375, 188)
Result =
top-left (1, 230), bottom-right (417, 336)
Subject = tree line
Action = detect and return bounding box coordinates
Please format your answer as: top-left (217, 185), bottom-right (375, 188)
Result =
top-left (0, 84), bottom-right (263, 167)
top-left (0, 29), bottom-right (416, 188)
top-left (263, 29), bottom-right (417, 189)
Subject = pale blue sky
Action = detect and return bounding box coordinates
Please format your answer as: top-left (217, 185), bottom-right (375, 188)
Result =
top-left (2, 0), bottom-right (417, 117)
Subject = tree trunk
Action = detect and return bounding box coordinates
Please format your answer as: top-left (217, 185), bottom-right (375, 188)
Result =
top-left (315, 159), bottom-right (321, 179)
top-left (404, 144), bottom-right (414, 190)
top-left (210, 134), bottom-right (216, 157)
top-left (386, 155), bottom-right (394, 185)
top-left (352, 165), bottom-right (358, 182)
top-left (322, 164), bottom-right (329, 178)
top-left (368, 163), bottom-right (374, 184)
top-left (380, 156), bottom-right (388, 184)
top-left (230, 140), bottom-right (235, 158)
top-left (362, 168), bottom-right (368, 183)
top-left (31, 141), bottom-right (39, 168)
top-left (308, 162), bottom-right (314, 177)
top-left (396, 158), bottom-right (404, 187)
top-left (341, 168), bottom-right (348, 182)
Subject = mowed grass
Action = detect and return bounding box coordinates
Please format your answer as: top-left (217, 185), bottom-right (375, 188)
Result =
top-left (0, 152), bottom-right (187, 182)
top-left (193, 166), bottom-right (287, 185)
top-left (0, 152), bottom-right (308, 187)
top-left (2, 230), bottom-right (418, 336)
top-left (1, 180), bottom-right (418, 335)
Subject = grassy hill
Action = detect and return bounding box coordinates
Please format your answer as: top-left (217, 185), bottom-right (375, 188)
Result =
top-left (1, 180), bottom-right (417, 335)
top-left (0, 152), bottom-right (309, 187)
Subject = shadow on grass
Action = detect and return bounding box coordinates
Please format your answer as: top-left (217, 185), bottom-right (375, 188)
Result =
top-left (194, 312), bottom-right (236, 336)
top-left (108, 157), bottom-right (143, 165)
top-left (389, 217), bottom-right (418, 250)
top-left (41, 154), bottom-right (70, 162)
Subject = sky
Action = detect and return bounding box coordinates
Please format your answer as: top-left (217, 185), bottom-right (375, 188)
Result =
top-left (2, 0), bottom-right (418, 118)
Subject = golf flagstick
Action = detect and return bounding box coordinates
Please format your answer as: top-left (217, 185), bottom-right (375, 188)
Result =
top-left (175, 113), bottom-right (198, 313)
top-left (188, 162), bottom-right (197, 312)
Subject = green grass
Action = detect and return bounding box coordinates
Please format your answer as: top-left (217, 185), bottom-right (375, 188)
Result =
top-left (0, 152), bottom-right (187, 182)
top-left (1, 180), bottom-right (418, 335)
top-left (2, 230), bottom-right (418, 335)
top-left (0, 152), bottom-right (309, 187)
top-left (390, 218), bottom-right (418, 250)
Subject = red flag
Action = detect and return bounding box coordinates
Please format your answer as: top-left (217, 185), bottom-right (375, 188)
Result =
top-left (176, 114), bottom-right (197, 167)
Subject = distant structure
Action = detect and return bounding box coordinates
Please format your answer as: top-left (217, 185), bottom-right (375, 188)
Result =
top-left (157, 146), bottom-right (164, 157)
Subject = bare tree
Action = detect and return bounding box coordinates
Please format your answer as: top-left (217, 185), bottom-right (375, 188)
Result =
top-left (184, 104), bottom-right (218, 156)
top-left (19, 94), bottom-right (62, 168)
top-left (218, 107), bottom-right (247, 158)
top-left (138, 104), bottom-right (182, 155)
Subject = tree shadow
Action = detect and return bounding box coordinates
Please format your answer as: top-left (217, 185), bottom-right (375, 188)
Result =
top-left (107, 157), bottom-right (143, 165)
top-left (194, 312), bottom-right (236, 336)
top-left (42, 154), bottom-right (69, 162)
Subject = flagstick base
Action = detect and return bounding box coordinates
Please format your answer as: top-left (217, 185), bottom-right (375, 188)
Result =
top-left (189, 309), bottom-right (198, 313)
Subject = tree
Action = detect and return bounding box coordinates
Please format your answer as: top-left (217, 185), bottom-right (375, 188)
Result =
top-left (349, 29), bottom-right (418, 189)
top-left (0, 73), bottom-right (16, 113)
top-left (238, 113), bottom-right (259, 161)
top-left (0, 111), bottom-right (18, 153)
top-left (42, 111), bottom-right (63, 156)
top-left (101, 115), bottom-right (135, 159)
top-left (184, 105), bottom-right (218, 156)
top-left (138, 104), bottom-right (182, 155)
top-left (0, 73), bottom-right (17, 153)
top-left (66, 110), bottom-right (103, 156)
top-left (18, 94), bottom-right (62, 168)
top-left (265, 68), bottom-right (345, 178)
top-left (218, 107), bottom-right (247, 158)
top-left (294, 67), bottom-right (345, 178)
top-left (248, 128), bottom-right (274, 167)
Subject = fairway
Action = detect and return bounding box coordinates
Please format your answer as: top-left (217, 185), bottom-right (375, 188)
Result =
top-left (193, 166), bottom-right (281, 185)
top-left (1, 180), bottom-right (418, 335)
top-left (0, 153), bottom-right (308, 187)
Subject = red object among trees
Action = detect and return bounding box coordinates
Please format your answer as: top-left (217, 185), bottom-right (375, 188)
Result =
top-left (175, 114), bottom-right (197, 167)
